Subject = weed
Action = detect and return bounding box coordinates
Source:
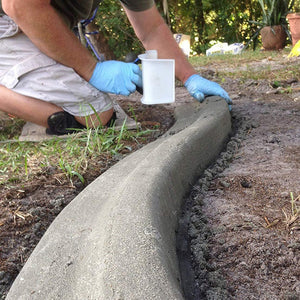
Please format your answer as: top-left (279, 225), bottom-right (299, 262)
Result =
top-left (0, 119), bottom-right (152, 186)
top-left (128, 105), bottom-right (140, 131)
top-left (272, 80), bottom-right (282, 88)
top-left (282, 192), bottom-right (300, 231)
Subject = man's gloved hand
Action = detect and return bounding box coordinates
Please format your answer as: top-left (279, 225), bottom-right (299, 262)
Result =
top-left (89, 61), bottom-right (142, 96)
top-left (184, 74), bottom-right (232, 110)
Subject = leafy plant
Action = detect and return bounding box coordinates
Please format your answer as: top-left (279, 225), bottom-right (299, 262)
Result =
top-left (289, 0), bottom-right (300, 12)
top-left (246, 0), bottom-right (294, 49)
top-left (95, 0), bottom-right (144, 59)
top-left (256, 0), bottom-right (291, 26)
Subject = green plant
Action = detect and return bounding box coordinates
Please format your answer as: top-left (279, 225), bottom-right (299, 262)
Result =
top-left (246, 0), bottom-right (293, 49)
top-left (95, 0), bottom-right (143, 59)
top-left (289, 0), bottom-right (300, 12)
top-left (256, 0), bottom-right (291, 26)
top-left (0, 117), bottom-right (153, 186)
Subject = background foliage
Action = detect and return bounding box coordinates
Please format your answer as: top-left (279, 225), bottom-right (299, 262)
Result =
top-left (95, 0), bottom-right (300, 59)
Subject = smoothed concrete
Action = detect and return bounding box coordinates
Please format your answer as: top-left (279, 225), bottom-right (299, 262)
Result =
top-left (6, 97), bottom-right (231, 300)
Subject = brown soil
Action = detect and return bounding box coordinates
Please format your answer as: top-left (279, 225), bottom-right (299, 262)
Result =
top-left (0, 100), bottom-right (175, 299)
top-left (1, 56), bottom-right (300, 299)
top-left (178, 62), bottom-right (300, 299)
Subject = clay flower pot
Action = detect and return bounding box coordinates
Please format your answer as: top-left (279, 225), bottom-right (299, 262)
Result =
top-left (287, 13), bottom-right (300, 46)
top-left (260, 25), bottom-right (287, 50)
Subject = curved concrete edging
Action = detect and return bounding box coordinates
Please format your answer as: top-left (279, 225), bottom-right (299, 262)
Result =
top-left (6, 97), bottom-right (232, 300)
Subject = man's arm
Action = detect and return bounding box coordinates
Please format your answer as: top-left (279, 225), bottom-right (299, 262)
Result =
top-left (124, 5), bottom-right (232, 107)
top-left (123, 5), bottom-right (196, 84)
top-left (2, 0), bottom-right (96, 81)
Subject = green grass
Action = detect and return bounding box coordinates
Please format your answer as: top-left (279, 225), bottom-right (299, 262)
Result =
top-left (189, 47), bottom-right (300, 81)
top-left (1, 48), bottom-right (299, 187)
top-left (0, 117), bottom-right (25, 139)
top-left (0, 119), bottom-right (153, 186)
top-left (189, 48), bottom-right (291, 67)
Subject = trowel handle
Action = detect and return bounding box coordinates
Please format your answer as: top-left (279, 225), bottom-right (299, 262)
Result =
top-left (134, 58), bottom-right (143, 95)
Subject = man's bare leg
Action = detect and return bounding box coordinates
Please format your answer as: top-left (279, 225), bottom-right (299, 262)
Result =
top-left (0, 85), bottom-right (63, 127)
top-left (75, 108), bottom-right (114, 128)
top-left (0, 85), bottom-right (114, 128)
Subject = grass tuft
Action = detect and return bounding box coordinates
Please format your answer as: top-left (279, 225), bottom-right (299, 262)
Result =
top-left (189, 48), bottom-right (300, 81)
top-left (282, 192), bottom-right (300, 231)
top-left (0, 119), bottom-right (153, 186)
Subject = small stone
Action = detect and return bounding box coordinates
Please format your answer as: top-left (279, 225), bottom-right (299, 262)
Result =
top-left (0, 271), bottom-right (5, 280)
top-left (220, 180), bottom-right (230, 188)
top-left (240, 179), bottom-right (252, 188)
top-left (251, 122), bottom-right (259, 128)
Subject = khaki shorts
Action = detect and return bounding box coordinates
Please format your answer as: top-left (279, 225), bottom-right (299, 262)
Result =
top-left (0, 15), bottom-right (113, 117)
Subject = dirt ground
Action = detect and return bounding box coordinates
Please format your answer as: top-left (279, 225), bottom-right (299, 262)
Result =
top-left (178, 61), bottom-right (300, 299)
top-left (1, 55), bottom-right (300, 299)
top-left (0, 101), bottom-right (175, 299)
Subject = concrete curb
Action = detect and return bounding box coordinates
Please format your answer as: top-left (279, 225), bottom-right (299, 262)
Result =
top-left (6, 97), bottom-right (231, 300)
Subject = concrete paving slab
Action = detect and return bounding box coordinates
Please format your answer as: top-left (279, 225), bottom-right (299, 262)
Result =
top-left (6, 96), bottom-right (231, 300)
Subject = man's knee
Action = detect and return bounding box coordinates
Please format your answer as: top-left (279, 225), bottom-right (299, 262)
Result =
top-left (47, 108), bottom-right (116, 135)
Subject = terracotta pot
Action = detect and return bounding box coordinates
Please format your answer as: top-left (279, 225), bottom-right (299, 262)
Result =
top-left (287, 13), bottom-right (300, 46)
top-left (260, 25), bottom-right (287, 50)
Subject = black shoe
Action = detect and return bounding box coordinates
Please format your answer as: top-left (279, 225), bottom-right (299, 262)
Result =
top-left (46, 111), bottom-right (85, 135)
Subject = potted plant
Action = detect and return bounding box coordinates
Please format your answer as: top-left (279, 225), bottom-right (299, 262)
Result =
top-left (250, 0), bottom-right (292, 50)
top-left (287, 0), bottom-right (300, 46)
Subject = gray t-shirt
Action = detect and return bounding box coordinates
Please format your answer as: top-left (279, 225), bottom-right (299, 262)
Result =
top-left (0, 0), bottom-right (155, 27)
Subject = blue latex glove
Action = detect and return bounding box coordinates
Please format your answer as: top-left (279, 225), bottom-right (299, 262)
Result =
top-left (89, 61), bottom-right (142, 96)
top-left (184, 74), bottom-right (232, 110)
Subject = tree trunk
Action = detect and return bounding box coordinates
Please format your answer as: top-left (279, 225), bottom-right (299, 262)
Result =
top-left (194, 0), bottom-right (205, 43)
top-left (85, 23), bottom-right (116, 61)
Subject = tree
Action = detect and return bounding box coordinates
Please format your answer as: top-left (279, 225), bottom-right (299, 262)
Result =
top-left (95, 0), bottom-right (144, 59)
top-left (83, 0), bottom-right (268, 58)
